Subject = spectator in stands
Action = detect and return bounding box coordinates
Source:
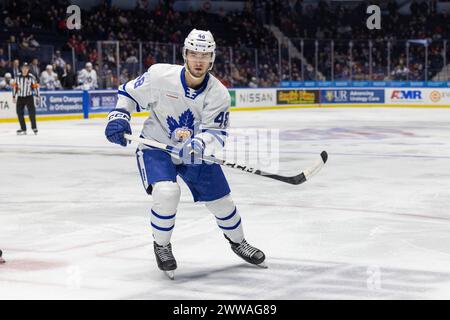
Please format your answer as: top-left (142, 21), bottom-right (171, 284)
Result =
top-left (11, 59), bottom-right (20, 79)
top-left (105, 49), bottom-right (117, 66)
top-left (2, 0), bottom-right (449, 85)
top-left (77, 62), bottom-right (98, 90)
top-left (144, 53), bottom-right (155, 68)
top-left (28, 34), bottom-right (39, 49)
top-left (391, 60), bottom-right (410, 80)
top-left (0, 59), bottom-right (8, 77)
top-left (40, 65), bottom-right (61, 90)
top-left (119, 68), bottom-right (130, 84)
top-left (8, 36), bottom-right (18, 55)
top-left (4, 12), bottom-right (14, 27)
top-left (125, 50), bottom-right (138, 64)
top-left (105, 70), bottom-right (115, 89)
top-left (19, 33), bottom-right (39, 52)
top-left (248, 77), bottom-right (259, 88)
top-left (30, 58), bottom-right (40, 81)
top-left (88, 49), bottom-right (98, 64)
top-left (75, 35), bottom-right (87, 62)
top-left (0, 73), bottom-right (14, 90)
top-left (67, 35), bottom-right (77, 51)
top-left (61, 63), bottom-right (76, 89)
top-left (52, 50), bottom-right (66, 69)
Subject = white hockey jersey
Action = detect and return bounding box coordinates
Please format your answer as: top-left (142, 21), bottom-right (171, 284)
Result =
top-left (40, 71), bottom-right (61, 90)
top-left (115, 63), bottom-right (230, 155)
top-left (78, 69), bottom-right (98, 90)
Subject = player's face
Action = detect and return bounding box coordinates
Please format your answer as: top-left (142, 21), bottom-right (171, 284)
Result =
top-left (186, 50), bottom-right (211, 77)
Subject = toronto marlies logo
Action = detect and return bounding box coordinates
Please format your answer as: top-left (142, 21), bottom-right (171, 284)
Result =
top-left (91, 96), bottom-right (100, 108)
top-left (167, 109), bottom-right (195, 142)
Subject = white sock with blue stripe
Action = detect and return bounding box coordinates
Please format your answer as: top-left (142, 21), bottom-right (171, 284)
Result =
top-left (151, 181), bottom-right (180, 246)
top-left (205, 195), bottom-right (244, 244)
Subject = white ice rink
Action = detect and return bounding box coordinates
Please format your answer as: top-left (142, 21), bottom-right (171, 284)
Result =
top-left (1, 107), bottom-right (450, 299)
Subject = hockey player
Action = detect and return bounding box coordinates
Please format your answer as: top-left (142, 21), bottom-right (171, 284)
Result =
top-left (105, 29), bottom-right (266, 279)
top-left (0, 72), bottom-right (13, 90)
top-left (77, 62), bottom-right (98, 90)
top-left (40, 65), bottom-right (62, 90)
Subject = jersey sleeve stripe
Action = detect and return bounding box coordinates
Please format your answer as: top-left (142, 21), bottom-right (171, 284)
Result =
top-left (118, 83), bottom-right (141, 112)
top-left (213, 134), bottom-right (224, 147)
top-left (201, 128), bottom-right (228, 136)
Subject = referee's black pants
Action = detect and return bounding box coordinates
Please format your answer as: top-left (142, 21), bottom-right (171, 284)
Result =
top-left (16, 96), bottom-right (37, 131)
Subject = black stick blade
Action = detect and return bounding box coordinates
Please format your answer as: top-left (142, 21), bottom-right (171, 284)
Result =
top-left (261, 172), bottom-right (307, 185)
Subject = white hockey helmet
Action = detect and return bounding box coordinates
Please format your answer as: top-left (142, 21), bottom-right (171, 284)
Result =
top-left (182, 29), bottom-right (216, 71)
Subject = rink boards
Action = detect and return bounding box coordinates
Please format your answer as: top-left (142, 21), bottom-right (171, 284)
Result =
top-left (1, 87), bottom-right (450, 123)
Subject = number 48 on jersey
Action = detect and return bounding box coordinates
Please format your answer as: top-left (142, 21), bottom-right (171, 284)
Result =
top-left (214, 112), bottom-right (229, 128)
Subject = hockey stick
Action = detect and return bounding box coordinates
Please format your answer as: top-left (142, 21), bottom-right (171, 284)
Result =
top-left (124, 134), bottom-right (328, 185)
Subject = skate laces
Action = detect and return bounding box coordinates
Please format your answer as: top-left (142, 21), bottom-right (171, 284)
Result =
top-left (155, 243), bottom-right (174, 262)
top-left (235, 240), bottom-right (259, 258)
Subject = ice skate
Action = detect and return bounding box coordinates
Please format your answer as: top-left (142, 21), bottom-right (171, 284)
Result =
top-left (154, 242), bottom-right (177, 280)
top-left (16, 130), bottom-right (27, 135)
top-left (33, 129), bottom-right (38, 135)
top-left (225, 236), bottom-right (267, 268)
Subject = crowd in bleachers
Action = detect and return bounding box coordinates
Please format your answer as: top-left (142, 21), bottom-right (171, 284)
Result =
top-left (0, 0), bottom-right (449, 89)
top-left (0, 0), bottom-right (283, 88)
top-left (273, 0), bottom-right (449, 80)
top-left (0, 52), bottom-right (93, 90)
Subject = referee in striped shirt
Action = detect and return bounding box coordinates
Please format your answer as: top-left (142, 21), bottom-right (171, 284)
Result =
top-left (13, 62), bottom-right (40, 135)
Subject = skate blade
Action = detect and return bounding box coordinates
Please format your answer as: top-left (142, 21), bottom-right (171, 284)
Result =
top-left (164, 270), bottom-right (175, 280)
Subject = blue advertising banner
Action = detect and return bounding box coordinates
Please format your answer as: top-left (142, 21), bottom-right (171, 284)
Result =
top-left (320, 89), bottom-right (385, 104)
top-left (280, 81), bottom-right (450, 88)
top-left (36, 91), bottom-right (83, 114)
top-left (88, 90), bottom-right (117, 113)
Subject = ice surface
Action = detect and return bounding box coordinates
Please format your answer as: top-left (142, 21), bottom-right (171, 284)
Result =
top-left (1, 108), bottom-right (450, 299)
